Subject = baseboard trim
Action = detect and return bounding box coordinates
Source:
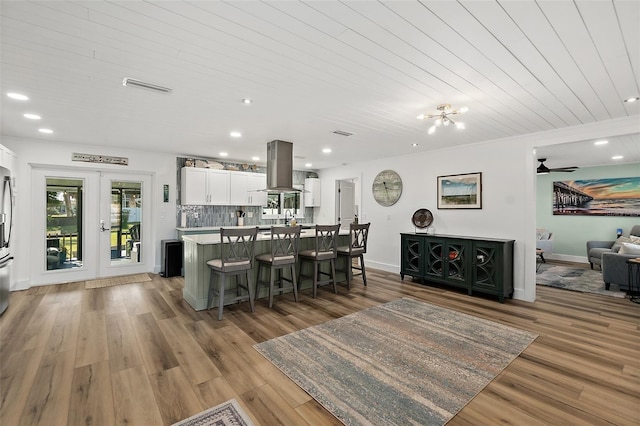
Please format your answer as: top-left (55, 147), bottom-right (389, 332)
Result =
top-left (544, 253), bottom-right (589, 264)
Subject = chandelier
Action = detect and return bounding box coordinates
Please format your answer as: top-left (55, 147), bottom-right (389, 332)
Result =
top-left (417, 104), bottom-right (468, 135)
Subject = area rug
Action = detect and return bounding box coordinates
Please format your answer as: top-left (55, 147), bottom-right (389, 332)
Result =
top-left (84, 273), bottom-right (151, 289)
top-left (536, 263), bottom-right (626, 298)
top-left (254, 298), bottom-right (538, 426)
top-left (171, 398), bottom-right (254, 426)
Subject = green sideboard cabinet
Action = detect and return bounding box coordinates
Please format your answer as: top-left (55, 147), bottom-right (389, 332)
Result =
top-left (400, 233), bottom-right (515, 302)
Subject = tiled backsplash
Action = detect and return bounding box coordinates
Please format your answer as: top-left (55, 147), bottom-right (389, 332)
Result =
top-left (176, 157), bottom-right (316, 228)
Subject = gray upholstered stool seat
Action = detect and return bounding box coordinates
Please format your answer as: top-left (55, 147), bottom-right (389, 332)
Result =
top-left (298, 224), bottom-right (340, 298)
top-left (255, 225), bottom-right (301, 308)
top-left (207, 227), bottom-right (258, 320)
top-left (336, 223), bottom-right (370, 289)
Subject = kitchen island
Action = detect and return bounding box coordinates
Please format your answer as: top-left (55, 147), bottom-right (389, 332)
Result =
top-left (182, 228), bottom-right (350, 311)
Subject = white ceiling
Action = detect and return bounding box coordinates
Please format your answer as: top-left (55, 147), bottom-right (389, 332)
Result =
top-left (1, 1), bottom-right (639, 170)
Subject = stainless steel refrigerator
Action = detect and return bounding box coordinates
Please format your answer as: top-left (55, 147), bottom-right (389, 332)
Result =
top-left (0, 167), bottom-right (14, 315)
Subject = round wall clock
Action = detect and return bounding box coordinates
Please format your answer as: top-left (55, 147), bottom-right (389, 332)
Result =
top-left (372, 169), bottom-right (403, 206)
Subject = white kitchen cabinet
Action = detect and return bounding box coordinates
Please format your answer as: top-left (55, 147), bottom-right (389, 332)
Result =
top-left (181, 167), bottom-right (207, 205)
top-left (181, 167), bottom-right (230, 205)
top-left (229, 172), bottom-right (266, 206)
top-left (208, 169), bottom-right (230, 205)
top-left (229, 172), bottom-right (249, 205)
top-left (304, 177), bottom-right (321, 207)
top-left (247, 173), bottom-right (267, 206)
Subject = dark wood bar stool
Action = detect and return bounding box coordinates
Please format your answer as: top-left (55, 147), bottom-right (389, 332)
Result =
top-left (206, 227), bottom-right (258, 320)
top-left (337, 223), bottom-right (370, 289)
top-left (298, 224), bottom-right (340, 298)
top-left (255, 225), bottom-right (301, 308)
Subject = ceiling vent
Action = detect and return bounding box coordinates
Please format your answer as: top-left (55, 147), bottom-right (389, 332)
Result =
top-left (332, 130), bottom-right (354, 137)
top-left (122, 77), bottom-right (172, 94)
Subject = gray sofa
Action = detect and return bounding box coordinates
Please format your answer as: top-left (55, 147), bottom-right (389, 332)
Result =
top-left (586, 225), bottom-right (640, 291)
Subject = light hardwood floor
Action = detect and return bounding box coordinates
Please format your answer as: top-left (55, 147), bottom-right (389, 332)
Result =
top-left (1, 268), bottom-right (639, 425)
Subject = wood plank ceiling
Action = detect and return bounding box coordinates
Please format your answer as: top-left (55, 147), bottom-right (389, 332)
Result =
top-left (1, 1), bottom-right (638, 169)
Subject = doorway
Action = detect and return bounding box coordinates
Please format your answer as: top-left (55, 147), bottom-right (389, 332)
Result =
top-left (335, 179), bottom-right (357, 228)
top-left (31, 167), bottom-right (152, 286)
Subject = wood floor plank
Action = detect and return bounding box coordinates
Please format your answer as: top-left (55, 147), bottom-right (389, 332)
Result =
top-left (19, 349), bottom-right (75, 426)
top-left (131, 312), bottom-right (179, 374)
top-left (195, 376), bottom-right (242, 409)
top-left (157, 317), bottom-right (221, 385)
top-left (45, 304), bottom-right (81, 354)
top-left (1, 267), bottom-right (638, 426)
top-left (67, 360), bottom-right (115, 426)
top-left (0, 347), bottom-right (45, 426)
top-left (74, 309), bottom-right (108, 368)
top-left (241, 383), bottom-right (307, 426)
top-left (105, 311), bottom-right (144, 373)
top-left (111, 365), bottom-right (164, 426)
top-left (18, 300), bottom-right (60, 353)
top-left (294, 399), bottom-right (343, 426)
top-left (148, 366), bottom-right (203, 425)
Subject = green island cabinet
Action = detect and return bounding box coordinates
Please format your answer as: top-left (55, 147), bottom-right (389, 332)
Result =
top-left (400, 233), bottom-right (515, 302)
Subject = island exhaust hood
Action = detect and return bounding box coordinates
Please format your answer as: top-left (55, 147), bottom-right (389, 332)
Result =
top-left (266, 140), bottom-right (300, 193)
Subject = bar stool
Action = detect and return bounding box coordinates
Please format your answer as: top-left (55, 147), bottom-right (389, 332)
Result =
top-left (206, 227), bottom-right (258, 320)
top-left (255, 225), bottom-right (301, 308)
top-left (298, 224), bottom-right (340, 298)
top-left (337, 223), bottom-right (370, 289)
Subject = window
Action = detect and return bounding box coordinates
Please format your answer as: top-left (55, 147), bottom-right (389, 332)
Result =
top-left (262, 185), bottom-right (304, 219)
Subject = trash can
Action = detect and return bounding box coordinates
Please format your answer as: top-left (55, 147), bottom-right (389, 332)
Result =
top-left (161, 239), bottom-right (183, 277)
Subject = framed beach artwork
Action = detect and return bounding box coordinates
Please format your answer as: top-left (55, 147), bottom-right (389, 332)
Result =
top-left (437, 172), bottom-right (482, 209)
top-left (552, 177), bottom-right (640, 216)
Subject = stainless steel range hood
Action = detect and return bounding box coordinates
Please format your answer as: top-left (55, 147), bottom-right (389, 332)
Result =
top-left (266, 140), bottom-right (300, 192)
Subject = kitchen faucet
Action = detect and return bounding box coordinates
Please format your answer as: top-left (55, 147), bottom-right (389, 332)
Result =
top-left (284, 209), bottom-right (292, 225)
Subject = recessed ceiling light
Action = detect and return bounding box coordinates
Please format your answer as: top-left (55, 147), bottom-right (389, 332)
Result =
top-left (219, 152), bottom-right (228, 157)
top-left (611, 155), bottom-right (623, 160)
top-left (38, 128), bottom-right (53, 134)
top-left (594, 140), bottom-right (608, 145)
top-left (411, 143), bottom-right (419, 147)
top-left (322, 148), bottom-right (332, 154)
top-left (7, 92), bottom-right (29, 101)
top-left (24, 113), bottom-right (41, 120)
top-left (305, 163), bottom-right (312, 168)
top-left (230, 131), bottom-right (242, 138)
top-left (242, 98), bottom-right (252, 104)
top-left (623, 97), bottom-right (639, 103)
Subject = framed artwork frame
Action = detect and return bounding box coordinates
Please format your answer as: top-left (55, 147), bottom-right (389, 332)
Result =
top-left (437, 172), bottom-right (482, 209)
top-left (552, 177), bottom-right (640, 216)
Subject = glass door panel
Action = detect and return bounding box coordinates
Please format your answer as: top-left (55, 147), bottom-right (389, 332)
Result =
top-left (108, 181), bottom-right (142, 265)
top-left (45, 178), bottom-right (83, 270)
top-left (99, 173), bottom-right (150, 277)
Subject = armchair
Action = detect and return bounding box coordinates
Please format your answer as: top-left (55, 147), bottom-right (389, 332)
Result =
top-left (587, 225), bottom-right (640, 270)
top-left (535, 229), bottom-right (554, 254)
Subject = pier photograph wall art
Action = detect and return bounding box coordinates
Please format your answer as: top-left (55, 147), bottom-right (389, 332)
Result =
top-left (552, 177), bottom-right (640, 216)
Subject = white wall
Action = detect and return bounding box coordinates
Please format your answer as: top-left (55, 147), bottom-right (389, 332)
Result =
top-left (316, 116), bottom-right (640, 302)
top-left (536, 162), bottom-right (640, 262)
top-left (4, 115), bottom-right (638, 295)
top-left (3, 136), bottom-right (178, 289)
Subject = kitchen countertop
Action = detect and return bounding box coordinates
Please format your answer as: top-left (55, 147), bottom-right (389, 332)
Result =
top-left (182, 227), bottom-right (348, 245)
top-left (176, 223), bottom-right (316, 232)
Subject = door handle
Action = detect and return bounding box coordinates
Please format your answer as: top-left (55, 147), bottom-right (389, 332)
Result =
top-left (100, 220), bottom-right (110, 232)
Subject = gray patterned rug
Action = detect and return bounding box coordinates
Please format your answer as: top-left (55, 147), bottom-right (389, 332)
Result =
top-left (536, 263), bottom-right (626, 298)
top-left (254, 298), bottom-right (537, 426)
top-left (171, 399), bottom-right (254, 426)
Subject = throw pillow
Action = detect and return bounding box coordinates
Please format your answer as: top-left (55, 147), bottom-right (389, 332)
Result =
top-left (612, 236), bottom-right (633, 252)
top-left (619, 242), bottom-right (640, 255)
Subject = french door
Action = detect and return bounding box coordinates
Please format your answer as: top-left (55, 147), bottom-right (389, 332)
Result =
top-left (31, 167), bottom-right (151, 286)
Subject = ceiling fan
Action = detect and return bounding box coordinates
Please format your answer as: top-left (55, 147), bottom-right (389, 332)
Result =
top-left (536, 158), bottom-right (579, 174)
